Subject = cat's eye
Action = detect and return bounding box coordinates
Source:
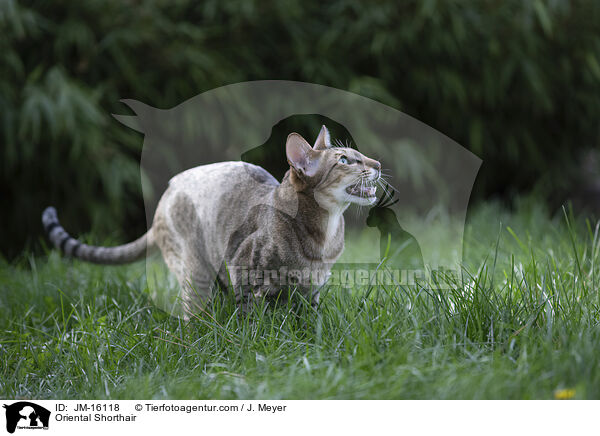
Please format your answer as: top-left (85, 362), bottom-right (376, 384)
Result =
top-left (339, 156), bottom-right (349, 164)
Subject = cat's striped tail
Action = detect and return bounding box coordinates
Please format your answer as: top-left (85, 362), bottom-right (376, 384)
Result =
top-left (42, 206), bottom-right (152, 265)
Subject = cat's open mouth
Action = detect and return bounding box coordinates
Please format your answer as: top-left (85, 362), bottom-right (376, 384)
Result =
top-left (346, 184), bottom-right (376, 198)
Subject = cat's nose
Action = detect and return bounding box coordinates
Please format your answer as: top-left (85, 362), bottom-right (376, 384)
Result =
top-left (371, 160), bottom-right (381, 177)
top-left (364, 157), bottom-right (381, 171)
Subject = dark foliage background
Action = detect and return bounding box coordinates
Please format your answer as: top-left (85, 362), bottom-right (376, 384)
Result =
top-left (1, 0), bottom-right (599, 258)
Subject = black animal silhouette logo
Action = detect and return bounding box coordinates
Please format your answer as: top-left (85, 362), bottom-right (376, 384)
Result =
top-left (3, 402), bottom-right (50, 434)
top-left (366, 188), bottom-right (424, 271)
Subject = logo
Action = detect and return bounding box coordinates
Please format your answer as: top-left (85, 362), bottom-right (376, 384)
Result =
top-left (114, 81), bottom-right (481, 315)
top-left (3, 402), bottom-right (50, 434)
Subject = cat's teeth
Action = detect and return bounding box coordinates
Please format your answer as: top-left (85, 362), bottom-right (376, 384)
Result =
top-left (346, 184), bottom-right (377, 198)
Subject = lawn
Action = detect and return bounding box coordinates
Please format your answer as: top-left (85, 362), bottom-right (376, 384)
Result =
top-left (1, 198), bottom-right (599, 399)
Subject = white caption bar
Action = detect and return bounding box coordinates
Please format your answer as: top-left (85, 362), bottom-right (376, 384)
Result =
top-left (0, 400), bottom-right (596, 436)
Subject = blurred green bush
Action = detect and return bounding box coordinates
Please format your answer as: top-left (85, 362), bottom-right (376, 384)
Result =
top-left (1, 0), bottom-right (599, 257)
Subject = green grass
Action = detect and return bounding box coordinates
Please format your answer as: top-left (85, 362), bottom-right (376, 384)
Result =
top-left (1, 199), bottom-right (599, 399)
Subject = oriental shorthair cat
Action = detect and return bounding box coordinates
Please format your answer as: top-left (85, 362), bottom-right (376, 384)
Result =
top-left (43, 126), bottom-right (382, 312)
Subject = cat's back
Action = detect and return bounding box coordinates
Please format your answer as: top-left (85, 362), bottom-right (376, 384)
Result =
top-left (169, 161), bottom-right (278, 194)
top-left (164, 161), bottom-right (280, 233)
top-left (155, 161), bottom-right (280, 267)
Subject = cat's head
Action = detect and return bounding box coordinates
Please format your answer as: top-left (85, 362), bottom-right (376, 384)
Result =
top-left (285, 125), bottom-right (381, 209)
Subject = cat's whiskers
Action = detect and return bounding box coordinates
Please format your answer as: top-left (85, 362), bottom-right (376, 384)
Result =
top-left (376, 179), bottom-right (399, 207)
top-left (359, 176), bottom-right (367, 218)
top-left (378, 177), bottom-right (399, 194)
top-left (376, 180), bottom-right (391, 202)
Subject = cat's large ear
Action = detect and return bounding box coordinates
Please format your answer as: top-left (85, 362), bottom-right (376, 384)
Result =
top-left (313, 125), bottom-right (332, 150)
top-left (286, 133), bottom-right (318, 177)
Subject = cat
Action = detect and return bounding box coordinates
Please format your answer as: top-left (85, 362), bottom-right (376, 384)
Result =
top-left (42, 126), bottom-right (381, 312)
